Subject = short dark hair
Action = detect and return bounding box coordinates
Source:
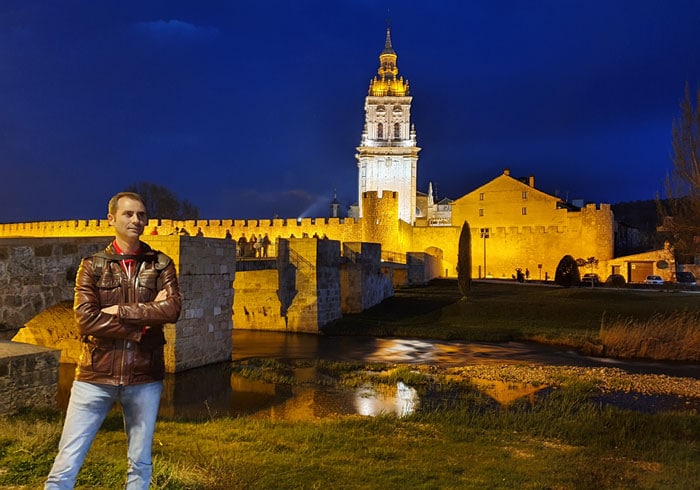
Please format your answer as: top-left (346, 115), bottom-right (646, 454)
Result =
top-left (108, 192), bottom-right (147, 216)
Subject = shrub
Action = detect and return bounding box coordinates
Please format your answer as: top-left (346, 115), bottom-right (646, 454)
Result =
top-left (554, 255), bottom-right (580, 287)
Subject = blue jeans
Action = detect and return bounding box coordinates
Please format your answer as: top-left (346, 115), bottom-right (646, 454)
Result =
top-left (45, 380), bottom-right (163, 490)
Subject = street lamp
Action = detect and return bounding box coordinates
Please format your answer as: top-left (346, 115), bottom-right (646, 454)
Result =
top-left (480, 228), bottom-right (490, 278)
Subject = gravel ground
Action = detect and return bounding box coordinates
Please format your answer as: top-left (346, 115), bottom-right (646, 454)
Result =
top-left (426, 364), bottom-right (700, 398)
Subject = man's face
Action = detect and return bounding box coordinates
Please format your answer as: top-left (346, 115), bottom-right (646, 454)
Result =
top-left (108, 197), bottom-right (147, 241)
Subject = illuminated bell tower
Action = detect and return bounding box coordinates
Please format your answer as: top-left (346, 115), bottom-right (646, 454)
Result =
top-left (356, 26), bottom-right (420, 225)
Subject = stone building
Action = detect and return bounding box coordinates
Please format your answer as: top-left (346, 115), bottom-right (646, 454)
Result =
top-left (450, 169), bottom-right (614, 279)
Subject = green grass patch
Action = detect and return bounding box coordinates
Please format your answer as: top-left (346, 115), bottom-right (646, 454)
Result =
top-left (3, 388), bottom-right (699, 489)
top-left (6, 280), bottom-right (699, 488)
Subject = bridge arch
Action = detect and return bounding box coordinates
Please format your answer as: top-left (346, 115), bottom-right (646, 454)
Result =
top-left (3, 236), bottom-right (237, 373)
top-left (0, 238), bottom-right (106, 335)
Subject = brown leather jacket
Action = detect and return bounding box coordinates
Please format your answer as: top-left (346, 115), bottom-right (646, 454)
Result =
top-left (74, 241), bottom-right (182, 386)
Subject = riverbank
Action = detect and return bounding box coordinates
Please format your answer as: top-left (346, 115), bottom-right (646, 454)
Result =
top-left (427, 363), bottom-right (700, 399)
top-left (324, 278), bottom-right (700, 361)
top-left (3, 359), bottom-right (699, 489)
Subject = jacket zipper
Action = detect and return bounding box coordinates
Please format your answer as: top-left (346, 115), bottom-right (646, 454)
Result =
top-left (118, 261), bottom-right (140, 385)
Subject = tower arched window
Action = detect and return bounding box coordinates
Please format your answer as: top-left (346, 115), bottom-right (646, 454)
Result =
top-left (377, 123), bottom-right (384, 139)
top-left (394, 123), bottom-right (400, 139)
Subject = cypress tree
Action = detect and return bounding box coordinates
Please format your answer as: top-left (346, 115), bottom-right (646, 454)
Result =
top-left (457, 221), bottom-right (472, 297)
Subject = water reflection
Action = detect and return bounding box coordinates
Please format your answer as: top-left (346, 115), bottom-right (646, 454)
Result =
top-left (232, 330), bottom-right (700, 378)
top-left (58, 362), bottom-right (419, 421)
top-left (468, 378), bottom-right (547, 408)
top-left (355, 382), bottom-right (419, 417)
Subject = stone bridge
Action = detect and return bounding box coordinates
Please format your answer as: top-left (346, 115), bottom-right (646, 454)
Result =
top-left (0, 235), bottom-right (443, 413)
top-left (1, 236), bottom-right (415, 369)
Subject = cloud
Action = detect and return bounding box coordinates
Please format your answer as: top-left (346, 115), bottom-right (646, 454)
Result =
top-left (132, 19), bottom-right (219, 42)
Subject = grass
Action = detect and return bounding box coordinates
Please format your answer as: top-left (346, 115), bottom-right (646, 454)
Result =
top-left (600, 310), bottom-right (700, 362)
top-left (2, 379), bottom-right (699, 489)
top-left (325, 279), bottom-right (700, 358)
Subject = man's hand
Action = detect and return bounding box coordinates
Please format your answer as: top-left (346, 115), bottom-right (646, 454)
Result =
top-left (101, 305), bottom-right (119, 315)
top-left (155, 289), bottom-right (168, 302)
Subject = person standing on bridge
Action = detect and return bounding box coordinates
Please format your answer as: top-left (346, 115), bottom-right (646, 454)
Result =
top-left (46, 192), bottom-right (182, 490)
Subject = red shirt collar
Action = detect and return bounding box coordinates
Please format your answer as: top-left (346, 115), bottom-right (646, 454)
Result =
top-left (112, 240), bottom-right (141, 256)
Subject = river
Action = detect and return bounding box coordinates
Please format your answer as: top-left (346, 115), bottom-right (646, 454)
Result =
top-left (57, 330), bottom-right (700, 420)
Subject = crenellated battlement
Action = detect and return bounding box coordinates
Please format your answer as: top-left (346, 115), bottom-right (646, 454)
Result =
top-left (0, 193), bottom-right (402, 243)
top-left (361, 190), bottom-right (400, 221)
top-left (0, 180), bottom-right (615, 284)
top-left (362, 190), bottom-right (399, 202)
top-left (0, 216), bottom-right (361, 241)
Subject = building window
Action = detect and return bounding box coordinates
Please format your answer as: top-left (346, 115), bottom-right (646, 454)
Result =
top-left (521, 207), bottom-right (527, 215)
top-left (479, 193), bottom-right (484, 201)
top-left (479, 209), bottom-right (484, 217)
top-left (394, 122), bottom-right (400, 139)
top-left (377, 123), bottom-right (383, 139)
top-left (522, 191), bottom-right (528, 199)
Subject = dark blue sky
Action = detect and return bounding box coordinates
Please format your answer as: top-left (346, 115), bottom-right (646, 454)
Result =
top-left (1, 1), bottom-right (699, 222)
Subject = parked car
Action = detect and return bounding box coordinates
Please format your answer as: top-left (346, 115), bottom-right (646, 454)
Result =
top-left (644, 275), bottom-right (664, 285)
top-left (676, 271), bottom-right (696, 288)
top-left (605, 274), bottom-right (626, 287)
top-left (581, 273), bottom-right (600, 286)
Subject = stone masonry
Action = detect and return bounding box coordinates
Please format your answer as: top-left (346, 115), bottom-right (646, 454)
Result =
top-left (161, 236), bottom-right (236, 372)
top-left (4, 236), bottom-right (236, 374)
top-left (0, 340), bottom-right (60, 415)
top-left (234, 238), bottom-right (345, 333)
top-left (341, 242), bottom-right (394, 313)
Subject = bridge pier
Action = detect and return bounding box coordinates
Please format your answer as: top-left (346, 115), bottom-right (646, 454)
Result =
top-left (0, 340), bottom-right (60, 415)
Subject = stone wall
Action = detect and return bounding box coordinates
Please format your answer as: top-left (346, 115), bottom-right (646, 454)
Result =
top-left (234, 238), bottom-right (370, 333)
top-left (0, 190), bottom-right (456, 279)
top-left (341, 242), bottom-right (393, 313)
top-left (407, 252), bottom-right (442, 285)
top-left (0, 237), bottom-right (106, 334)
top-left (154, 236), bottom-right (236, 372)
top-left (0, 340), bottom-right (60, 415)
top-left (278, 238), bottom-right (342, 332)
top-left (233, 269), bottom-right (287, 331)
top-left (0, 177), bottom-right (622, 285)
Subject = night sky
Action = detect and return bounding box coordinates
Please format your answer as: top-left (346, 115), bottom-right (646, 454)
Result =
top-left (1, 1), bottom-right (699, 223)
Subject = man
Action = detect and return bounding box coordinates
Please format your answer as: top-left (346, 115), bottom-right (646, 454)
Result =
top-left (46, 192), bottom-right (182, 489)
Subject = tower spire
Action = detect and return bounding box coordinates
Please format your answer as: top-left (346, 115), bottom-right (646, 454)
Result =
top-left (368, 23), bottom-right (408, 97)
top-left (382, 21), bottom-right (395, 56)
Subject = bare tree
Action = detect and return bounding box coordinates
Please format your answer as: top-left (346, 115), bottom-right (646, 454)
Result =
top-left (659, 83), bottom-right (700, 262)
top-left (125, 182), bottom-right (199, 220)
top-left (457, 221), bottom-right (472, 297)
